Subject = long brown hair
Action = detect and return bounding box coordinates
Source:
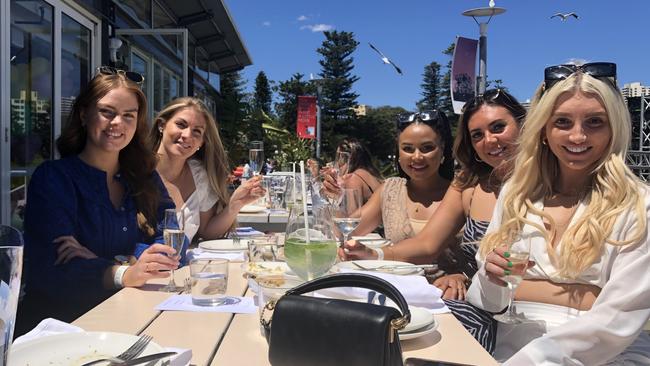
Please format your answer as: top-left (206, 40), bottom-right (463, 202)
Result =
top-left (56, 72), bottom-right (159, 236)
top-left (149, 97), bottom-right (230, 211)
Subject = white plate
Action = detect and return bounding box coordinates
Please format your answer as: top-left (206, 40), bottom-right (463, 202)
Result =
top-left (243, 261), bottom-right (291, 277)
top-left (399, 317), bottom-right (439, 341)
top-left (351, 236), bottom-right (390, 249)
top-left (8, 332), bottom-right (166, 366)
top-left (239, 204), bottom-right (267, 213)
top-left (199, 239), bottom-right (249, 251)
top-left (334, 260), bottom-right (424, 276)
top-left (401, 306), bottom-right (435, 333)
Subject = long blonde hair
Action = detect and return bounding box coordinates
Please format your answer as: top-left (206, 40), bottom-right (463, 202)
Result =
top-left (480, 73), bottom-right (647, 278)
top-left (150, 97), bottom-right (230, 211)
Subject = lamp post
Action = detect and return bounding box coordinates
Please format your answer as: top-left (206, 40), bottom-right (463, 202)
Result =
top-left (462, 6), bottom-right (506, 96)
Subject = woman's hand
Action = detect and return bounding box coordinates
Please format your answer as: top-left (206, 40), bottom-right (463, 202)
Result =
top-left (484, 246), bottom-right (535, 287)
top-left (306, 159), bottom-right (320, 178)
top-left (338, 239), bottom-right (377, 261)
top-left (230, 175), bottom-right (265, 210)
top-left (433, 274), bottom-right (467, 300)
top-left (53, 235), bottom-right (98, 265)
top-left (320, 167), bottom-right (341, 199)
top-left (122, 244), bottom-right (180, 287)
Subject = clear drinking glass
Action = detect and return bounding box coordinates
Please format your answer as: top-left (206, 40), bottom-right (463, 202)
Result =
top-left (249, 141), bottom-right (264, 176)
top-left (333, 188), bottom-right (362, 248)
top-left (284, 201), bottom-right (338, 281)
top-left (493, 235), bottom-right (532, 324)
top-left (0, 225), bottom-right (24, 366)
top-left (248, 234), bottom-right (280, 262)
top-left (190, 258), bottom-right (240, 306)
top-left (160, 209), bottom-right (185, 292)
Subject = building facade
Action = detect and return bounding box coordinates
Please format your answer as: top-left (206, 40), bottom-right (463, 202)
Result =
top-left (1, 0), bottom-right (252, 228)
top-left (622, 82), bottom-right (650, 99)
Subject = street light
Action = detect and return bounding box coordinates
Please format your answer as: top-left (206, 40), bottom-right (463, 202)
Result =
top-left (462, 6), bottom-right (506, 96)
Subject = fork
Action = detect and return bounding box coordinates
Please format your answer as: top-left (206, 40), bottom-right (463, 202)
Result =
top-left (351, 262), bottom-right (437, 272)
top-left (81, 334), bottom-right (153, 366)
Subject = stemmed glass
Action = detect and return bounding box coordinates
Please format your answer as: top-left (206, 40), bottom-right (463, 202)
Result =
top-left (160, 208), bottom-right (185, 292)
top-left (333, 188), bottom-right (362, 248)
top-left (324, 151), bottom-right (351, 206)
top-left (1, 225), bottom-right (23, 366)
top-left (249, 141), bottom-right (264, 176)
top-left (493, 234), bottom-right (532, 324)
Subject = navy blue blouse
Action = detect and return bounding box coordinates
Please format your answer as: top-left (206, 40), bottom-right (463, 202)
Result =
top-left (21, 155), bottom-right (173, 324)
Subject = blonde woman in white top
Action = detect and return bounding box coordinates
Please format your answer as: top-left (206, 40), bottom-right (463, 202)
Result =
top-left (468, 62), bottom-right (650, 364)
top-left (150, 97), bottom-right (264, 246)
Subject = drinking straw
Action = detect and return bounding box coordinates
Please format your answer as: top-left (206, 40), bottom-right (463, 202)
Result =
top-left (292, 162), bottom-right (297, 203)
top-left (299, 160), bottom-right (310, 243)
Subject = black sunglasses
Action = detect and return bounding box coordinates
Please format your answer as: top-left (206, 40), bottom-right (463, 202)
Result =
top-left (544, 62), bottom-right (616, 91)
top-left (96, 66), bottom-right (145, 84)
top-left (398, 110), bottom-right (440, 126)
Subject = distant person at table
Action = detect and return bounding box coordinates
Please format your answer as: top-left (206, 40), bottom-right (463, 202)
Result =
top-left (148, 97), bottom-right (264, 245)
top-left (328, 110), bottom-right (453, 244)
top-left (17, 68), bottom-right (178, 333)
top-left (469, 62), bottom-right (650, 364)
top-left (341, 89), bottom-right (526, 354)
top-left (322, 138), bottom-right (383, 204)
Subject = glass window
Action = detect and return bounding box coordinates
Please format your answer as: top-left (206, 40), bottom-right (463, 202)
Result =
top-left (10, 0), bottom-right (54, 229)
top-left (131, 51), bottom-right (149, 103)
top-left (115, 0), bottom-right (151, 27)
top-left (163, 69), bottom-right (170, 106)
top-left (169, 74), bottom-right (178, 100)
top-left (152, 1), bottom-right (173, 28)
top-left (61, 14), bottom-right (91, 128)
top-left (154, 62), bottom-right (162, 114)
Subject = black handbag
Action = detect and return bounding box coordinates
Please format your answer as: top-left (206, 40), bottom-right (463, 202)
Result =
top-left (260, 273), bottom-right (411, 366)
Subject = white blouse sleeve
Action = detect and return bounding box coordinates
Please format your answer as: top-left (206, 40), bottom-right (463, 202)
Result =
top-left (466, 183), bottom-right (512, 312)
top-left (189, 160), bottom-right (219, 212)
top-left (505, 193), bottom-right (650, 365)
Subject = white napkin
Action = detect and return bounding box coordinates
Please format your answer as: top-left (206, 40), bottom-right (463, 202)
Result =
top-left (13, 318), bottom-right (192, 366)
top-left (186, 248), bottom-right (246, 262)
top-left (155, 294), bottom-right (256, 314)
top-left (318, 269), bottom-right (449, 313)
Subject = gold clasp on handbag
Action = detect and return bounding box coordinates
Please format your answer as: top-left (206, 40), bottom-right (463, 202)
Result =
top-left (260, 299), bottom-right (277, 329)
top-left (389, 315), bottom-right (410, 343)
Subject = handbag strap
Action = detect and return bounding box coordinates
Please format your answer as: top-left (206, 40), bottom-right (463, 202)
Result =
top-left (285, 273), bottom-right (411, 320)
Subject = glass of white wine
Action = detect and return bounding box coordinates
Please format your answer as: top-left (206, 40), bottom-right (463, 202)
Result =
top-left (333, 188), bottom-right (362, 248)
top-left (249, 141), bottom-right (264, 176)
top-left (160, 208), bottom-right (185, 292)
top-left (493, 234), bottom-right (531, 324)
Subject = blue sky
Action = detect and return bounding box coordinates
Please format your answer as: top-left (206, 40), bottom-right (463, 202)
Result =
top-left (226, 0), bottom-right (649, 111)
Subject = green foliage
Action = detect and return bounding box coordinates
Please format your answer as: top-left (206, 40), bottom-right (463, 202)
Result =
top-left (417, 62), bottom-right (443, 112)
top-left (439, 42), bottom-right (456, 127)
top-left (218, 70), bottom-right (251, 166)
top-left (274, 73), bottom-right (316, 133)
top-left (262, 121), bottom-right (312, 169)
top-left (253, 71), bottom-right (273, 115)
top-left (317, 30), bottom-right (360, 156)
top-left (355, 105), bottom-right (406, 177)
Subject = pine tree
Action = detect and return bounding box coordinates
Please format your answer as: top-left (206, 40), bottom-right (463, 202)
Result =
top-left (253, 71), bottom-right (273, 115)
top-left (217, 70), bottom-right (249, 164)
top-left (417, 61), bottom-right (443, 112)
top-left (317, 31), bottom-right (360, 157)
top-left (440, 43), bottom-right (455, 121)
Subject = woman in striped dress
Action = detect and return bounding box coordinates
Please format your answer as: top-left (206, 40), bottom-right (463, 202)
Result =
top-left (342, 88), bottom-right (526, 353)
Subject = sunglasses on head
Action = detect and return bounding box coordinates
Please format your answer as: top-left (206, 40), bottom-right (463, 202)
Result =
top-left (398, 110), bottom-right (440, 126)
top-left (96, 66), bottom-right (145, 84)
top-left (543, 62), bottom-right (616, 91)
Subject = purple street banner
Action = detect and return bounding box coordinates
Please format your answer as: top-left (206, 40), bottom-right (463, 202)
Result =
top-left (297, 96), bottom-right (317, 139)
top-left (451, 36), bottom-right (478, 115)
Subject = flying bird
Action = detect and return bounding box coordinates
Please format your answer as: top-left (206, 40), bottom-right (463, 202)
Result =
top-left (368, 42), bottom-right (403, 75)
top-left (550, 12), bottom-right (579, 21)
top-left (489, 0), bottom-right (495, 8)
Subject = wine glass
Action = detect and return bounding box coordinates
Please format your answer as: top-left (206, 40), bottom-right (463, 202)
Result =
top-left (333, 150), bottom-right (351, 185)
top-left (333, 188), bottom-right (362, 248)
top-left (249, 141), bottom-right (264, 176)
top-left (160, 208), bottom-right (185, 292)
top-left (493, 234), bottom-right (532, 324)
top-left (284, 192), bottom-right (338, 281)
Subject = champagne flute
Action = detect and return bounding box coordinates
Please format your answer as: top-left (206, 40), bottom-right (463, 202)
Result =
top-left (493, 235), bottom-right (532, 324)
top-left (249, 141), bottom-right (264, 176)
top-left (160, 208), bottom-right (185, 292)
top-left (332, 188), bottom-right (362, 248)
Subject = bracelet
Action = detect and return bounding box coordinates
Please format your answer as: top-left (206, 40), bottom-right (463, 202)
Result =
top-left (373, 248), bottom-right (384, 260)
top-left (113, 265), bottom-right (129, 288)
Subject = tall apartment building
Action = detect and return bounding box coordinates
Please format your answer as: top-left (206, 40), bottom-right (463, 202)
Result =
top-left (622, 82), bottom-right (650, 98)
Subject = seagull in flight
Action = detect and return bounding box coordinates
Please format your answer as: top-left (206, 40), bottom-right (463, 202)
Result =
top-left (550, 12), bottom-right (579, 21)
top-left (368, 42), bottom-right (403, 75)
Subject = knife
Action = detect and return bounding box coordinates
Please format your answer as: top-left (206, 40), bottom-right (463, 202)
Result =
top-left (111, 352), bottom-right (177, 365)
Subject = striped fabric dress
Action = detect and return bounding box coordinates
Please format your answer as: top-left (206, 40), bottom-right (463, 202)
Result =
top-left (443, 216), bottom-right (498, 354)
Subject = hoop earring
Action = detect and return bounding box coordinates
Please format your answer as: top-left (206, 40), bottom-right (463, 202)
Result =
top-left (542, 138), bottom-right (548, 145)
top-left (440, 156), bottom-right (445, 165)
top-left (474, 154), bottom-right (483, 163)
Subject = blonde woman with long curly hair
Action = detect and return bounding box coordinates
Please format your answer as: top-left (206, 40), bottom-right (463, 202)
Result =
top-left (467, 62), bottom-right (650, 364)
top-left (148, 97), bottom-right (264, 247)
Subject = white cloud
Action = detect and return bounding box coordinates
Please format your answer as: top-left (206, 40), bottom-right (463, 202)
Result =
top-left (262, 21), bottom-right (271, 26)
top-left (297, 15), bottom-right (308, 21)
top-left (300, 23), bottom-right (334, 32)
